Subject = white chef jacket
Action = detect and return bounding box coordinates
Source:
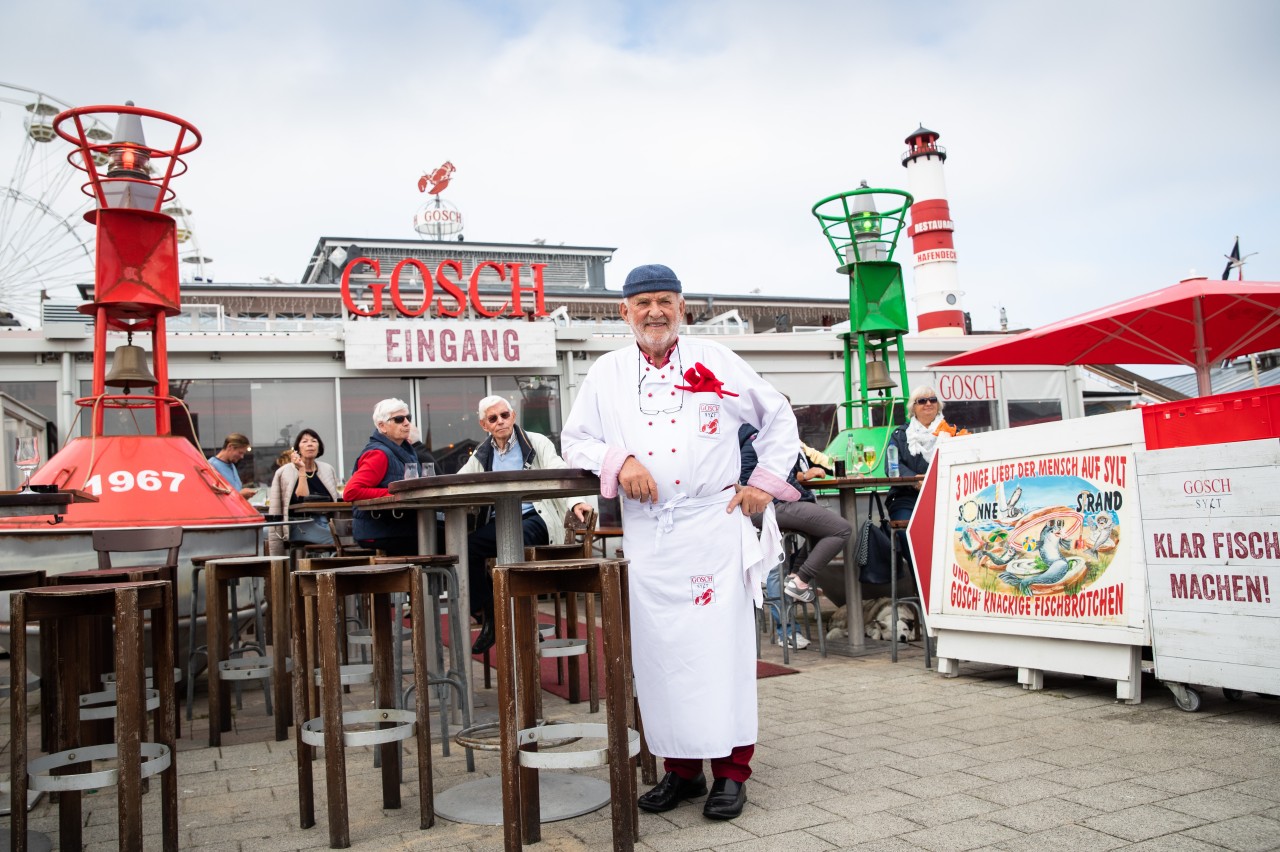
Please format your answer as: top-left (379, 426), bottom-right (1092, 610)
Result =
top-left (562, 337), bottom-right (798, 758)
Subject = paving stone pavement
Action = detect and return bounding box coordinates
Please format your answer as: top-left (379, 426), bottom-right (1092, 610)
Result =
top-left (8, 639), bottom-right (1280, 851)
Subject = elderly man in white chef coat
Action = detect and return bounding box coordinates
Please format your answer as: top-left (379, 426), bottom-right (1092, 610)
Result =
top-left (562, 263), bottom-right (799, 821)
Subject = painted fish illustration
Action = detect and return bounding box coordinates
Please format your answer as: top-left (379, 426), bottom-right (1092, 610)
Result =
top-left (1000, 519), bottom-right (1082, 594)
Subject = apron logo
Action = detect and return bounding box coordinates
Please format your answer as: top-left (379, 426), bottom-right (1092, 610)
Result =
top-left (690, 574), bottom-right (716, 606)
top-left (699, 403), bottom-right (721, 436)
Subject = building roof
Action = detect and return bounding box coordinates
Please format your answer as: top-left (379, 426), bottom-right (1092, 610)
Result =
top-left (1157, 351), bottom-right (1280, 396)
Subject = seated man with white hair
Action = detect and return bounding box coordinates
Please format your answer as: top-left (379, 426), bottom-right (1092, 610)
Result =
top-left (460, 394), bottom-right (595, 654)
top-left (344, 397), bottom-right (422, 556)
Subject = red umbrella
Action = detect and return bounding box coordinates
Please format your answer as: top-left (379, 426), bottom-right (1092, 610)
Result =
top-left (931, 277), bottom-right (1280, 396)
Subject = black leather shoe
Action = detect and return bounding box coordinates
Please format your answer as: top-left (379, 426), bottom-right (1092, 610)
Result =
top-left (637, 771), bottom-right (707, 813)
top-left (471, 618), bottom-right (495, 655)
top-left (702, 778), bottom-right (746, 820)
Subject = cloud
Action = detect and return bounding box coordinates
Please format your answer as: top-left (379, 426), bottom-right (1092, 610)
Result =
top-left (1, 0), bottom-right (1276, 332)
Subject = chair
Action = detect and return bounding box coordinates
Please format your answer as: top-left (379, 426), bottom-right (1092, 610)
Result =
top-left (327, 517), bottom-right (378, 557)
top-left (888, 519), bottom-right (930, 667)
top-left (760, 532), bottom-right (827, 664)
top-left (90, 526), bottom-right (184, 737)
top-left (291, 563), bottom-right (434, 848)
top-left (203, 555), bottom-right (293, 746)
top-left (186, 551), bottom-right (270, 725)
top-left (491, 557), bottom-right (637, 851)
top-left (9, 580), bottom-right (178, 852)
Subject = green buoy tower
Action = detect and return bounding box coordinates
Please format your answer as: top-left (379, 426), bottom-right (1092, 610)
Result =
top-left (811, 181), bottom-right (913, 476)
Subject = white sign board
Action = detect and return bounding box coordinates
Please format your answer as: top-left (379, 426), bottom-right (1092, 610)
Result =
top-left (343, 321), bottom-right (556, 370)
top-left (1136, 438), bottom-right (1280, 695)
top-left (925, 410), bottom-right (1150, 701)
top-left (927, 410), bottom-right (1149, 643)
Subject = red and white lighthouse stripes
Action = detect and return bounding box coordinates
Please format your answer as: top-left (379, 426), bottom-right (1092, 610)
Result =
top-left (901, 125), bottom-right (966, 336)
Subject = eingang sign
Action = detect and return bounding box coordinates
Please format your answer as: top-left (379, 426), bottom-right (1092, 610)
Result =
top-left (343, 320), bottom-right (557, 370)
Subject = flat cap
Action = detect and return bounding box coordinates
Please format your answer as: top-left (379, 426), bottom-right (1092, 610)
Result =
top-left (622, 263), bottom-right (682, 298)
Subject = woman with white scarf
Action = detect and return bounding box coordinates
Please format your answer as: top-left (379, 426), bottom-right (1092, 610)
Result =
top-left (886, 386), bottom-right (966, 561)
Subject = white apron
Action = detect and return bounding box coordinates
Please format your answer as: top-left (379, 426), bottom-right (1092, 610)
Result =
top-left (624, 489), bottom-right (775, 759)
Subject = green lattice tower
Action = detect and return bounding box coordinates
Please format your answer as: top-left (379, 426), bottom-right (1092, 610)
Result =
top-left (810, 183), bottom-right (913, 476)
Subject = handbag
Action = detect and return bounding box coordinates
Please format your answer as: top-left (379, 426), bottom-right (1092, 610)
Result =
top-left (855, 498), bottom-right (896, 585)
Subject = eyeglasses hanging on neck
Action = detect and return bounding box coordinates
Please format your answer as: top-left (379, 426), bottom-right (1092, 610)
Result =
top-left (638, 346), bottom-right (685, 415)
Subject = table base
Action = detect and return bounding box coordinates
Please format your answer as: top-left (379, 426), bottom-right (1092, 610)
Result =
top-left (435, 774), bottom-right (611, 825)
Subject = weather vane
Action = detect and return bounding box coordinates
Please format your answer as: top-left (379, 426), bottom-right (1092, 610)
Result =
top-left (418, 161), bottom-right (455, 195)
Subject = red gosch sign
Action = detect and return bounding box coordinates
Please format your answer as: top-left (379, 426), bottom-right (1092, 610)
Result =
top-left (341, 256), bottom-right (550, 319)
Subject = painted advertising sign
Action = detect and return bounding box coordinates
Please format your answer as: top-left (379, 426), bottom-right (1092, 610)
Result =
top-left (942, 445), bottom-right (1134, 627)
top-left (1136, 439), bottom-right (1280, 694)
top-left (343, 321), bottom-right (556, 370)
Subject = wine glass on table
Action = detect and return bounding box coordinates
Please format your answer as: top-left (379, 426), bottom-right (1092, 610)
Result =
top-left (862, 443), bottom-right (878, 476)
top-left (14, 436), bottom-right (40, 494)
top-left (852, 442), bottom-right (865, 476)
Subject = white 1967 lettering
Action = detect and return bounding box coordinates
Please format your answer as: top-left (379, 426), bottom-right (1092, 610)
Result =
top-left (83, 470), bottom-right (186, 496)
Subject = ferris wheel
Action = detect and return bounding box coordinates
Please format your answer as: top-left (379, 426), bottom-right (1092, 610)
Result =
top-left (0, 83), bottom-right (209, 326)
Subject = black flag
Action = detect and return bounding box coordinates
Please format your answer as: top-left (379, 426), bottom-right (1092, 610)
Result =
top-left (1223, 237), bottom-right (1240, 280)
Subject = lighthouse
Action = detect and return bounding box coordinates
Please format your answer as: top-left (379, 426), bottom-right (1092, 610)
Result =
top-left (901, 125), bottom-right (965, 335)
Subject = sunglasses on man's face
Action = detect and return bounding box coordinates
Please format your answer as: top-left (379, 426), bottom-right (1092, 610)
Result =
top-left (486, 410), bottom-right (514, 425)
top-left (916, 397), bottom-right (939, 405)
top-left (389, 414), bottom-right (412, 424)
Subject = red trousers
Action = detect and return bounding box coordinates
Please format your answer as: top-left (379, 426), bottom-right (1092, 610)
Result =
top-left (664, 744), bottom-right (754, 783)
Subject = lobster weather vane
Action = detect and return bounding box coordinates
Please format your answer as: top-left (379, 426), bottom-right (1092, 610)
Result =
top-left (418, 161), bottom-right (455, 195)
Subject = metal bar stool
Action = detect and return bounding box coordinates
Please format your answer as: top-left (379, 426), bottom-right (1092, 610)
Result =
top-left (888, 518), bottom-right (930, 667)
top-left (9, 580), bottom-right (177, 852)
top-left (54, 566), bottom-right (178, 746)
top-left (290, 563), bottom-right (433, 849)
top-left (525, 543), bottom-right (599, 712)
top-left (0, 568), bottom-right (47, 828)
top-left (366, 554), bottom-right (473, 768)
top-left (186, 552), bottom-right (268, 724)
top-left (204, 555), bottom-right (292, 745)
top-left (295, 556), bottom-right (375, 722)
top-left (492, 557), bottom-right (638, 852)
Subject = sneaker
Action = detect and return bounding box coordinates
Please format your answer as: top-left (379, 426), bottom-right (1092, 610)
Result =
top-left (784, 576), bottom-right (816, 603)
top-left (771, 631), bottom-right (811, 650)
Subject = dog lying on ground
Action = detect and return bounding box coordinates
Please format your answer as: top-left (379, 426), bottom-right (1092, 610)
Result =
top-left (825, 599), bottom-right (920, 643)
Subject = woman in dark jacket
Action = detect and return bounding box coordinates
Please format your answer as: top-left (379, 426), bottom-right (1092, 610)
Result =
top-left (887, 386), bottom-right (966, 557)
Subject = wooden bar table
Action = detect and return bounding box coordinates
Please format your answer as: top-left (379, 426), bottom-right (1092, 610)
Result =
top-left (356, 468), bottom-right (605, 826)
top-left (0, 489), bottom-right (97, 519)
top-left (821, 474), bottom-right (923, 654)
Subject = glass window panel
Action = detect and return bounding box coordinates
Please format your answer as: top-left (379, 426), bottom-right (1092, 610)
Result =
top-left (414, 376), bottom-right (485, 474)
top-left (0, 381), bottom-right (57, 425)
top-left (85, 378), bottom-right (339, 492)
top-left (493, 376), bottom-right (562, 449)
top-left (793, 404), bottom-right (838, 454)
top-left (339, 377), bottom-right (414, 480)
top-left (1008, 399), bottom-right (1063, 429)
top-left (940, 400), bottom-right (998, 433)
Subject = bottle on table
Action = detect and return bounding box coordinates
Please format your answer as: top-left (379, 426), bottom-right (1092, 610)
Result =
top-left (886, 443), bottom-right (900, 478)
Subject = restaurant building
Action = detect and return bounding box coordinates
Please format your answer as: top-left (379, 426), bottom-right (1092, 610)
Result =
top-left (0, 234), bottom-right (1133, 493)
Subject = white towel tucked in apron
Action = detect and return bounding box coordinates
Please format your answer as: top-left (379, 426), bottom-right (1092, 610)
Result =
top-left (624, 489), bottom-right (776, 758)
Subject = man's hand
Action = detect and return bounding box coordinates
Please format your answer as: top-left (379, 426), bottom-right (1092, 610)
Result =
top-left (796, 467), bottom-right (826, 483)
top-left (240, 486), bottom-right (257, 499)
top-left (571, 502), bottom-right (593, 521)
top-left (727, 484), bottom-right (770, 515)
top-left (618, 457), bottom-right (659, 504)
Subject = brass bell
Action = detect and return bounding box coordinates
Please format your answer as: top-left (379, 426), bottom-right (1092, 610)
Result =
top-left (104, 344), bottom-right (158, 393)
top-left (864, 359), bottom-right (897, 391)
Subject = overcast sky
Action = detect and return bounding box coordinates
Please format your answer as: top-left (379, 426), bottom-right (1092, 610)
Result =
top-left (3, 0), bottom-right (1277, 350)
